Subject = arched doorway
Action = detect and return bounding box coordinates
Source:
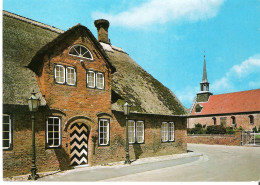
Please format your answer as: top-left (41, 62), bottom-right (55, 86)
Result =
top-left (69, 122), bottom-right (89, 166)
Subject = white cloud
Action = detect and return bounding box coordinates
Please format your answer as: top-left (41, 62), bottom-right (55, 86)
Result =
top-left (231, 55), bottom-right (260, 77)
top-left (176, 86), bottom-right (199, 108)
top-left (92, 0), bottom-right (225, 28)
top-left (211, 54), bottom-right (260, 93)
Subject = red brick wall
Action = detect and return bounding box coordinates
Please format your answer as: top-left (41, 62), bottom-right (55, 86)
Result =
top-left (187, 131), bottom-right (242, 146)
top-left (188, 113), bottom-right (260, 130)
top-left (3, 105), bottom-right (187, 177)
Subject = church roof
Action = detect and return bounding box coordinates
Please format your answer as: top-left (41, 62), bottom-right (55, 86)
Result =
top-left (191, 89), bottom-right (260, 116)
top-left (3, 11), bottom-right (187, 115)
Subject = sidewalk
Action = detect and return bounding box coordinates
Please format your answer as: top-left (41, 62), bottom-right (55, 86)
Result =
top-left (4, 151), bottom-right (202, 181)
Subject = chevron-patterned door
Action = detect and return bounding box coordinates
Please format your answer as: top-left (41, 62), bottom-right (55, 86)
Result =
top-left (70, 123), bottom-right (88, 166)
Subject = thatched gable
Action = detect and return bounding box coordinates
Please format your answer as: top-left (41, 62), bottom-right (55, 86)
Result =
top-left (28, 24), bottom-right (116, 76)
top-left (3, 11), bottom-right (187, 115)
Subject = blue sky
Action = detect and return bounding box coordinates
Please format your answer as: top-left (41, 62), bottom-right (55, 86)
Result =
top-left (3, 0), bottom-right (260, 108)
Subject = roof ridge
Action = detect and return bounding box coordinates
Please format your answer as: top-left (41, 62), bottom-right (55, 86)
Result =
top-left (3, 10), bottom-right (64, 34)
top-left (212, 88), bottom-right (260, 96)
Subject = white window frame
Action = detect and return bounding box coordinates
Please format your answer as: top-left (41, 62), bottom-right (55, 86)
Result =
top-left (87, 70), bottom-right (96, 88)
top-left (54, 65), bottom-right (65, 84)
top-left (66, 67), bottom-right (76, 85)
top-left (128, 120), bottom-right (136, 144)
top-left (128, 120), bottom-right (144, 144)
top-left (3, 114), bottom-right (12, 150)
top-left (136, 121), bottom-right (144, 143)
top-left (161, 122), bottom-right (168, 142)
top-left (96, 72), bottom-right (105, 90)
top-left (161, 122), bottom-right (175, 142)
top-left (68, 44), bottom-right (93, 60)
top-left (98, 119), bottom-right (110, 146)
top-left (46, 117), bottom-right (61, 148)
top-left (168, 122), bottom-right (175, 141)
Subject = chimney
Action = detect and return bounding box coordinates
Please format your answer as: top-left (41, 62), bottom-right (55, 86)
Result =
top-left (94, 19), bottom-right (110, 44)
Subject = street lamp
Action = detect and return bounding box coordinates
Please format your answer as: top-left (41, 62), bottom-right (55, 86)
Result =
top-left (124, 102), bottom-right (131, 164)
top-left (28, 90), bottom-right (40, 180)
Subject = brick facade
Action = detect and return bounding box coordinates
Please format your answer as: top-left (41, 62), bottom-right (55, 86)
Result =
top-left (3, 24), bottom-right (187, 177)
top-left (188, 113), bottom-right (260, 130)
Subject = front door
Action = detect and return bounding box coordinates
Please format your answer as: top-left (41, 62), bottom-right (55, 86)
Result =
top-left (70, 123), bottom-right (88, 165)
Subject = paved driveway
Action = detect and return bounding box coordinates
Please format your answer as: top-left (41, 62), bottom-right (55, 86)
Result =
top-left (40, 144), bottom-right (260, 181)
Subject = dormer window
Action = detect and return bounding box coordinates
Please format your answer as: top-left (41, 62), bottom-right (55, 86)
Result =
top-left (195, 104), bottom-right (203, 113)
top-left (69, 45), bottom-right (93, 60)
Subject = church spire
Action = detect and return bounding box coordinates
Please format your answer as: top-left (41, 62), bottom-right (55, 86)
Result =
top-left (202, 55), bottom-right (208, 83)
top-left (196, 53), bottom-right (213, 102)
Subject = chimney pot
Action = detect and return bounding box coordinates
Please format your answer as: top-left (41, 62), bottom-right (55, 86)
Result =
top-left (94, 19), bottom-right (110, 44)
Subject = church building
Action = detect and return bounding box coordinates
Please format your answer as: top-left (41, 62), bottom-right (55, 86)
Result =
top-left (188, 56), bottom-right (260, 130)
top-left (2, 11), bottom-right (187, 178)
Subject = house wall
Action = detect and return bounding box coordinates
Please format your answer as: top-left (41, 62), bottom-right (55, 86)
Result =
top-left (3, 33), bottom-right (187, 177)
top-left (188, 113), bottom-right (260, 130)
top-left (3, 105), bottom-right (187, 177)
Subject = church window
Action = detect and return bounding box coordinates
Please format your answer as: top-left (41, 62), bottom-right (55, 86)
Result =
top-left (69, 45), bottom-right (93, 60)
top-left (231, 116), bottom-right (236, 127)
top-left (46, 117), bottom-right (61, 148)
top-left (212, 117), bottom-right (216, 125)
top-left (249, 115), bottom-right (254, 125)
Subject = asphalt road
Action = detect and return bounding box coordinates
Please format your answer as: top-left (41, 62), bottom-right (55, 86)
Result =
top-left (40, 144), bottom-right (260, 181)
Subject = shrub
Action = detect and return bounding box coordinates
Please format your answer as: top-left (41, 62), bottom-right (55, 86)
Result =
top-left (226, 127), bottom-right (235, 134)
top-left (195, 123), bottom-right (202, 128)
top-left (206, 125), bottom-right (226, 134)
top-left (238, 126), bottom-right (244, 131)
top-left (252, 126), bottom-right (258, 133)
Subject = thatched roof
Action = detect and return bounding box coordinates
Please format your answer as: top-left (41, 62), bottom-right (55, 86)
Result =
top-left (3, 11), bottom-right (187, 115)
top-left (3, 11), bottom-right (62, 105)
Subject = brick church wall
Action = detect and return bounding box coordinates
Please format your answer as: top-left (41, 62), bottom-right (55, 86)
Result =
top-left (188, 113), bottom-right (260, 130)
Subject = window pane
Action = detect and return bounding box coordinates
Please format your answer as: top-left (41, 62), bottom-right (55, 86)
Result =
top-left (136, 121), bottom-right (144, 143)
top-left (2, 114), bottom-right (11, 149)
top-left (128, 120), bottom-right (135, 143)
top-left (47, 117), bottom-right (60, 147)
top-left (3, 124), bottom-right (10, 132)
top-left (169, 122), bottom-right (175, 141)
top-left (69, 45), bottom-right (93, 59)
top-left (96, 73), bottom-right (104, 89)
top-left (3, 115), bottom-right (9, 123)
top-left (55, 65), bottom-right (65, 83)
top-left (99, 119), bottom-right (109, 145)
top-left (161, 122), bottom-right (168, 142)
top-left (3, 139), bottom-right (9, 148)
top-left (67, 67), bottom-right (76, 85)
top-left (87, 71), bottom-right (95, 88)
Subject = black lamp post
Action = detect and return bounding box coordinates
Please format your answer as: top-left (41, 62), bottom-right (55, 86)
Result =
top-left (28, 90), bottom-right (40, 180)
top-left (124, 102), bottom-right (131, 164)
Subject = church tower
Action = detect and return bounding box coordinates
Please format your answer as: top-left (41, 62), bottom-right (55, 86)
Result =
top-left (196, 55), bottom-right (212, 102)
